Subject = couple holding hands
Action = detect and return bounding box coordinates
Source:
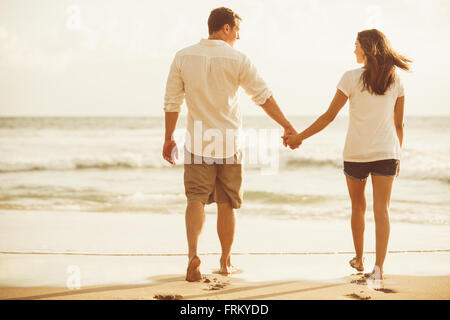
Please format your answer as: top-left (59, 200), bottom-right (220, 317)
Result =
top-left (163, 7), bottom-right (411, 282)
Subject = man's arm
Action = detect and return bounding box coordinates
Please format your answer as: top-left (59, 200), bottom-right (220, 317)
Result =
top-left (162, 54), bottom-right (184, 165)
top-left (260, 96), bottom-right (298, 147)
top-left (165, 111), bottom-right (180, 142)
top-left (163, 112), bottom-right (180, 165)
top-left (238, 55), bottom-right (297, 147)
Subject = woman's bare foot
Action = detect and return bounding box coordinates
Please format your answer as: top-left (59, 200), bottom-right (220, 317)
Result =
top-left (186, 255), bottom-right (202, 282)
top-left (364, 266), bottom-right (383, 280)
top-left (219, 256), bottom-right (233, 275)
top-left (219, 265), bottom-right (233, 275)
top-left (349, 256), bottom-right (364, 272)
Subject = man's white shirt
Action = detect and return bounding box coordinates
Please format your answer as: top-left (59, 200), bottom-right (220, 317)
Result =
top-left (164, 39), bottom-right (272, 158)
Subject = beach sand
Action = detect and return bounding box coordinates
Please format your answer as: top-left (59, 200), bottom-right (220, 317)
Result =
top-left (0, 210), bottom-right (449, 300)
top-left (1, 253), bottom-right (449, 300)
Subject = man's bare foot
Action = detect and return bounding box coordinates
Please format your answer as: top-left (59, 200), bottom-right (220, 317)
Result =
top-left (349, 257), bottom-right (364, 272)
top-left (186, 255), bottom-right (202, 282)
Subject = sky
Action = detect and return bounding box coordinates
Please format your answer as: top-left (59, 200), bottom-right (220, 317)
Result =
top-left (0, 0), bottom-right (449, 117)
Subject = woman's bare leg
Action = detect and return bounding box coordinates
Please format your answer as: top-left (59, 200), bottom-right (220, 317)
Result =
top-left (346, 176), bottom-right (367, 269)
top-left (370, 175), bottom-right (395, 278)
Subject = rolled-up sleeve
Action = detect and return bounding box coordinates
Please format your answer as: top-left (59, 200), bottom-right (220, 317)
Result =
top-left (164, 54), bottom-right (185, 112)
top-left (238, 55), bottom-right (272, 106)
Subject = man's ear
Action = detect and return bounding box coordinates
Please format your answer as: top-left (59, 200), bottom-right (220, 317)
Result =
top-left (224, 24), bottom-right (230, 33)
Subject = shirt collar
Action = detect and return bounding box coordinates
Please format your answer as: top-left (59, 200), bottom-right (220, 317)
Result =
top-left (199, 39), bottom-right (231, 47)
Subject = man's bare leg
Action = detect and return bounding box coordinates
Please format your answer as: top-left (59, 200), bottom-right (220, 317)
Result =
top-left (185, 200), bottom-right (205, 281)
top-left (217, 202), bottom-right (235, 274)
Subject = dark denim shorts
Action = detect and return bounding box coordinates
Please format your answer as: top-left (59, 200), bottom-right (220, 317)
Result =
top-left (343, 159), bottom-right (399, 181)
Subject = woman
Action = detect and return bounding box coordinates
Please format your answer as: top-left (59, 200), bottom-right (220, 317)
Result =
top-left (285, 29), bottom-right (411, 280)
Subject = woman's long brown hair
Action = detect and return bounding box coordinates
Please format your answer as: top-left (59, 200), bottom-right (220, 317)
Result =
top-left (357, 29), bottom-right (412, 95)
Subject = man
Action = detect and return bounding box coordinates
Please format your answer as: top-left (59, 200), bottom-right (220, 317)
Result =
top-left (163, 7), bottom-right (298, 282)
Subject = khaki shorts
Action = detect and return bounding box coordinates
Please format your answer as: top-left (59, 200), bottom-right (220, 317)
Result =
top-left (184, 149), bottom-right (243, 209)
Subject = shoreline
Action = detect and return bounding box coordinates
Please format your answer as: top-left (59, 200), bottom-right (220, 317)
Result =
top-left (1, 211), bottom-right (449, 254)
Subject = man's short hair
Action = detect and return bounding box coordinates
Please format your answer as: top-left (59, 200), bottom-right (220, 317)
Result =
top-left (208, 7), bottom-right (241, 35)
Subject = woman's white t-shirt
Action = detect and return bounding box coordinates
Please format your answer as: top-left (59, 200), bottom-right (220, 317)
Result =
top-left (337, 68), bottom-right (404, 162)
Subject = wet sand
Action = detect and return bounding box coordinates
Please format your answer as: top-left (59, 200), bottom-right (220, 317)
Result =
top-left (0, 210), bottom-right (449, 300)
top-left (1, 252), bottom-right (449, 300)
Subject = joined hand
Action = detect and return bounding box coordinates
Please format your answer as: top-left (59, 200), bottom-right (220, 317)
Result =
top-left (284, 133), bottom-right (303, 149)
top-left (281, 126), bottom-right (302, 150)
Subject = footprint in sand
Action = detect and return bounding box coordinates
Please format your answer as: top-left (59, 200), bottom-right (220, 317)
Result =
top-left (351, 278), bottom-right (367, 285)
top-left (345, 293), bottom-right (371, 300)
top-left (374, 288), bottom-right (396, 294)
top-left (207, 283), bottom-right (228, 290)
top-left (350, 276), bottom-right (396, 294)
top-left (201, 276), bottom-right (230, 291)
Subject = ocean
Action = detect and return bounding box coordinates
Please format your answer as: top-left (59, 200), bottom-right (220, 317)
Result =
top-left (0, 116), bottom-right (449, 226)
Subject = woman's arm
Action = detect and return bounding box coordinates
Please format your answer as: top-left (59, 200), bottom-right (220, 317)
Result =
top-left (393, 96), bottom-right (404, 176)
top-left (394, 96), bottom-right (405, 147)
top-left (286, 89), bottom-right (348, 147)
